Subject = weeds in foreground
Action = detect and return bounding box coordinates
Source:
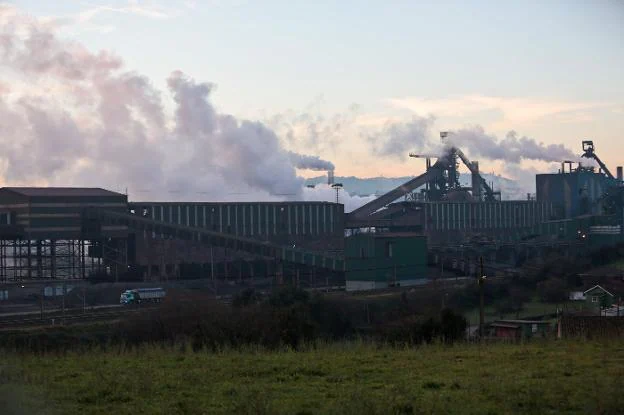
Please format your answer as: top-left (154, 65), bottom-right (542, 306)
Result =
top-left (1, 340), bottom-right (622, 414)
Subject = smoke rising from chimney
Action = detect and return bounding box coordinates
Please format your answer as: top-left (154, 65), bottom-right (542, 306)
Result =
top-left (443, 126), bottom-right (577, 163)
top-left (287, 152), bottom-right (335, 171)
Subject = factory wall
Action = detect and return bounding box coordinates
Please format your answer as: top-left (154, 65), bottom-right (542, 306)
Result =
top-left (129, 202), bottom-right (345, 252)
top-left (521, 214), bottom-right (623, 247)
top-left (422, 201), bottom-right (553, 231)
top-left (536, 172), bottom-right (616, 219)
top-left (0, 188), bottom-right (128, 240)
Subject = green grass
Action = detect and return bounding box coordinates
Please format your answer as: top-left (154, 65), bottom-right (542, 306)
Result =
top-left (2, 341), bottom-right (624, 414)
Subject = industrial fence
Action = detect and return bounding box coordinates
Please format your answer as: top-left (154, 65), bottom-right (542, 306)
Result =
top-left (561, 315), bottom-right (624, 339)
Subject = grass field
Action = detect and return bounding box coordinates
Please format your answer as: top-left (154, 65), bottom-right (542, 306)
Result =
top-left (1, 340), bottom-right (623, 414)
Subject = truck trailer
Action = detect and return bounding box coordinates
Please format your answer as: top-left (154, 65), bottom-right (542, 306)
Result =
top-left (120, 287), bottom-right (166, 305)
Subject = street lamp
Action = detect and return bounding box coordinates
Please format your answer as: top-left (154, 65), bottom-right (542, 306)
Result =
top-left (478, 256), bottom-right (487, 340)
top-left (331, 183), bottom-right (343, 204)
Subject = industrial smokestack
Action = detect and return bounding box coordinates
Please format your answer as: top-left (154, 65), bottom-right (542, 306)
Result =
top-left (471, 161), bottom-right (481, 201)
top-left (328, 169), bottom-right (335, 185)
top-left (618, 166), bottom-right (623, 182)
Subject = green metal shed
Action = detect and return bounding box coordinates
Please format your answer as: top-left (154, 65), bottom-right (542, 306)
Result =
top-left (345, 232), bottom-right (427, 291)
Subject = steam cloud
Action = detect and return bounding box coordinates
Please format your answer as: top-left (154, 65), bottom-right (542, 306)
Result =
top-left (445, 126), bottom-right (577, 163)
top-left (0, 6), bottom-right (358, 207)
top-left (369, 122), bottom-right (577, 164)
top-left (368, 116), bottom-right (435, 160)
top-left (287, 152), bottom-right (335, 171)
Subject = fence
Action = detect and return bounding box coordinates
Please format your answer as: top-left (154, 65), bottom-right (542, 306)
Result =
top-left (561, 315), bottom-right (624, 339)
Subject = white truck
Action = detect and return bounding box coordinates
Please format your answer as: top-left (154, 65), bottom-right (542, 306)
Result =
top-left (120, 288), bottom-right (166, 305)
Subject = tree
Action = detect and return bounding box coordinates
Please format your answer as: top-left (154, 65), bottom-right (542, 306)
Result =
top-left (537, 278), bottom-right (568, 303)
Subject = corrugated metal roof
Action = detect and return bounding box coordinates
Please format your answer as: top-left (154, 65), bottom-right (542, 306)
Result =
top-left (2, 187), bottom-right (125, 197)
top-left (373, 232), bottom-right (423, 238)
top-left (496, 319), bottom-right (549, 325)
top-left (490, 323), bottom-right (520, 329)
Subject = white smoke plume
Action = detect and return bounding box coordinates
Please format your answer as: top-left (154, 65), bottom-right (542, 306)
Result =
top-left (443, 126), bottom-right (577, 163)
top-left (302, 184), bottom-right (376, 213)
top-left (0, 6), bottom-right (361, 207)
top-left (367, 115), bottom-right (435, 160)
top-left (287, 152), bottom-right (335, 171)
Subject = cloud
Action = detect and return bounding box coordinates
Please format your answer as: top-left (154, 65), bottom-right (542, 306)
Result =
top-left (77, 1), bottom-right (177, 22)
top-left (386, 94), bottom-right (613, 126)
top-left (367, 115), bottom-right (435, 160)
top-left (10, 1), bottom-right (199, 36)
top-left (0, 6), bottom-right (341, 205)
top-left (265, 100), bottom-right (360, 156)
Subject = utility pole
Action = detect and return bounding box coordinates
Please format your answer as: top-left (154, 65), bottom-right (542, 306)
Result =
top-left (40, 285), bottom-right (44, 320)
top-left (210, 246), bottom-right (216, 297)
top-left (440, 257), bottom-right (444, 281)
top-left (61, 281), bottom-right (66, 326)
top-left (478, 256), bottom-right (486, 340)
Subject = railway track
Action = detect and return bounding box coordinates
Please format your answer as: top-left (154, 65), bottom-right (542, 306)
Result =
top-left (0, 306), bottom-right (157, 329)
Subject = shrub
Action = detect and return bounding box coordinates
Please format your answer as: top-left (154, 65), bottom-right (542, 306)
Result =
top-left (537, 278), bottom-right (568, 303)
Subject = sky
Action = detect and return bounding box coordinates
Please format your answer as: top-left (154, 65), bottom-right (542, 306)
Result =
top-left (1, 0), bottom-right (623, 201)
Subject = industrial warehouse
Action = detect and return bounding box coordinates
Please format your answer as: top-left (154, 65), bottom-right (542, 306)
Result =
top-left (0, 139), bottom-right (621, 296)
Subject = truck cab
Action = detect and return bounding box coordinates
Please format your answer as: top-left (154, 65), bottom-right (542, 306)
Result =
top-left (120, 289), bottom-right (137, 305)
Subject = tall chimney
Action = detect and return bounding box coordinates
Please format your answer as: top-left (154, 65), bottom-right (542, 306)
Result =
top-left (617, 166), bottom-right (623, 182)
top-left (327, 169), bottom-right (335, 186)
top-left (471, 161), bottom-right (481, 201)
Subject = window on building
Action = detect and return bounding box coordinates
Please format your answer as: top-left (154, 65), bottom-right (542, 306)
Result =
top-left (592, 296), bottom-right (599, 303)
top-left (386, 242), bottom-right (393, 258)
top-left (360, 248), bottom-right (366, 258)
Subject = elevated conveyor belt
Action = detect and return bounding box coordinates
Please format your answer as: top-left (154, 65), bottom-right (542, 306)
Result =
top-left (348, 168), bottom-right (443, 220)
top-left (454, 147), bottom-right (498, 202)
top-left (89, 209), bottom-right (345, 271)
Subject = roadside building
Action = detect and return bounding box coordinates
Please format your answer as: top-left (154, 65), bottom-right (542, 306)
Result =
top-left (490, 320), bottom-right (551, 340)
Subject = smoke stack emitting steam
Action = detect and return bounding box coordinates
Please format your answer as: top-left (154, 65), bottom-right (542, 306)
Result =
top-left (287, 152), bottom-right (335, 171)
top-left (440, 127), bottom-right (577, 163)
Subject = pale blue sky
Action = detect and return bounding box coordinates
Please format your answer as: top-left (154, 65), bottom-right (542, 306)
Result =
top-left (7, 0), bottom-right (624, 176)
